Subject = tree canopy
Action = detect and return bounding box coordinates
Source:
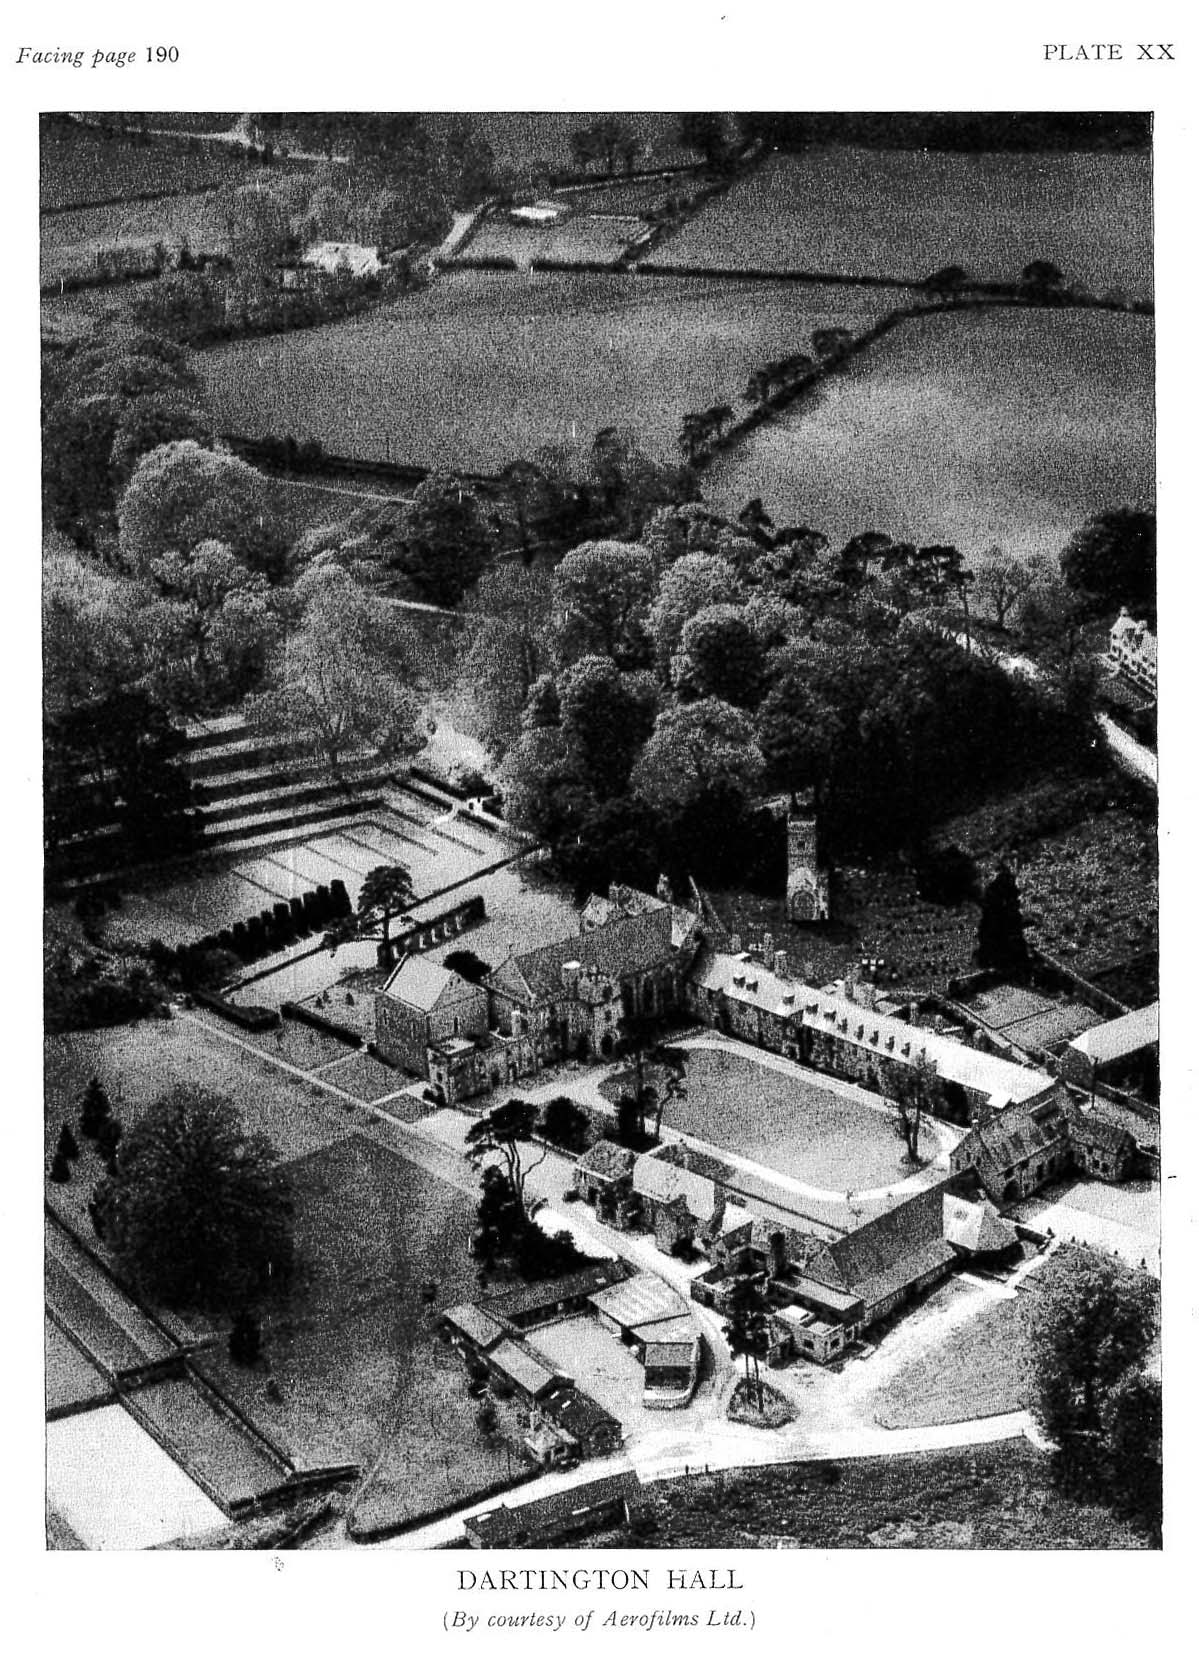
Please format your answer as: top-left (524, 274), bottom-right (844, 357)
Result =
top-left (1058, 508), bottom-right (1156, 619)
top-left (96, 1084), bottom-right (294, 1309)
top-left (117, 440), bottom-right (285, 576)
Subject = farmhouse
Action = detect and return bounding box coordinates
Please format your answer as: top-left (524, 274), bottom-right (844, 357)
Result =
top-left (1108, 607), bottom-right (1157, 694)
top-left (573, 1141), bottom-right (638, 1209)
top-left (632, 1143), bottom-right (728, 1254)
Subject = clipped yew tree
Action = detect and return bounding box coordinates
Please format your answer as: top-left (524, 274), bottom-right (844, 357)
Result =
top-left (98, 1083), bottom-right (293, 1311)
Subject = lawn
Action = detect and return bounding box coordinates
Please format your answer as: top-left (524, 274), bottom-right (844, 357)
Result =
top-left (580, 1439), bottom-right (1152, 1548)
top-left (44, 1015), bottom-right (360, 1168)
top-left (872, 1298), bottom-right (1027, 1428)
top-left (702, 306), bottom-right (1154, 561)
top-left (655, 148), bottom-right (1153, 293)
top-left (197, 271), bottom-right (907, 472)
top-left (603, 1046), bottom-right (926, 1192)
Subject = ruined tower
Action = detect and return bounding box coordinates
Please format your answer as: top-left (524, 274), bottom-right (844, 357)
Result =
top-left (787, 790), bottom-right (830, 923)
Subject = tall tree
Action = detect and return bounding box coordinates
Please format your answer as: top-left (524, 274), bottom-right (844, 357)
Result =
top-left (976, 863), bottom-right (1028, 971)
top-left (79, 1076), bottom-right (112, 1142)
top-left (722, 1271), bottom-right (770, 1410)
top-left (464, 1099), bottom-right (546, 1227)
top-left (357, 863), bottom-right (415, 961)
top-left (647, 553), bottom-right (744, 679)
top-left (881, 1050), bottom-right (939, 1163)
top-left (1058, 508), bottom-right (1156, 619)
top-left (93, 1084), bottom-right (294, 1309)
top-left (246, 566), bottom-right (429, 775)
top-left (976, 547), bottom-right (1033, 633)
top-left (550, 540), bottom-right (655, 669)
top-left (671, 604), bottom-right (765, 708)
top-left (117, 440), bottom-right (285, 576)
top-left (632, 697), bottom-right (765, 818)
top-left (398, 475), bottom-right (494, 609)
top-left (1023, 1246), bottom-right (1157, 1477)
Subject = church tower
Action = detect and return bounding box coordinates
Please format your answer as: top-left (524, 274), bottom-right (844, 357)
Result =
top-left (787, 790), bottom-right (830, 922)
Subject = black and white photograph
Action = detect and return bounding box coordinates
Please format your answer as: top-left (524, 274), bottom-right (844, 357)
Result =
top-left (36, 94), bottom-right (1166, 1561)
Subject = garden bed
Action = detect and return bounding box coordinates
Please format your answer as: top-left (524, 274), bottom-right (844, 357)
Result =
top-left (727, 1377), bottom-right (796, 1428)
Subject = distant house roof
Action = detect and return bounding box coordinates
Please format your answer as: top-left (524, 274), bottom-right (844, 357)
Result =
top-left (540, 1386), bottom-right (622, 1444)
top-left (1068, 1003), bottom-right (1160, 1065)
top-left (942, 1193), bottom-right (1019, 1255)
top-left (382, 953), bottom-right (468, 1010)
top-left (441, 1303), bottom-right (507, 1351)
top-left (575, 1141), bottom-right (638, 1181)
top-left (633, 1148), bottom-right (721, 1222)
top-left (303, 239), bottom-right (382, 277)
top-left (591, 1274), bottom-right (690, 1331)
top-left (487, 1338), bottom-right (567, 1401)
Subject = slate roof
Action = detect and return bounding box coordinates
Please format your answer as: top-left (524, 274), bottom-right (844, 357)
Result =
top-left (381, 953), bottom-right (463, 1010)
top-left (632, 1148), bottom-right (721, 1220)
top-left (487, 1338), bottom-right (566, 1400)
top-left (486, 908), bottom-right (673, 1004)
top-left (810, 1180), bottom-right (961, 1310)
top-left (963, 1102), bottom-right (1069, 1171)
top-left (575, 1141), bottom-right (638, 1181)
top-left (1068, 1003), bottom-right (1160, 1065)
top-left (540, 1385), bottom-right (622, 1444)
top-left (1068, 1108), bottom-right (1136, 1151)
top-left (485, 1260), bottom-right (629, 1324)
top-left (644, 1339), bottom-right (700, 1370)
top-left (942, 1193), bottom-right (1019, 1255)
top-left (441, 1303), bottom-right (507, 1351)
top-left (464, 1472), bottom-right (640, 1544)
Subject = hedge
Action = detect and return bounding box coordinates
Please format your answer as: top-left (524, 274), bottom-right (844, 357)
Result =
top-left (281, 1000), bottom-right (365, 1048)
top-left (194, 990), bottom-right (281, 1032)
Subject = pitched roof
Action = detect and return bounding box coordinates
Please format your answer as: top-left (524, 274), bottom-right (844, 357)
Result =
top-left (487, 908), bottom-right (674, 1005)
top-left (540, 1386), bottom-right (622, 1443)
top-left (575, 1141), bottom-right (638, 1180)
top-left (581, 884), bottom-right (700, 951)
top-left (591, 1274), bottom-right (690, 1330)
top-left (382, 952), bottom-right (464, 1010)
top-left (644, 1338), bottom-right (700, 1369)
top-left (464, 1471), bottom-right (639, 1543)
top-left (487, 1338), bottom-right (567, 1399)
top-left (1068, 1108), bottom-right (1136, 1151)
top-left (961, 1101), bottom-right (1070, 1170)
top-left (1068, 1003), bottom-right (1159, 1065)
top-left (811, 1181), bottom-right (960, 1309)
top-left (485, 1260), bottom-right (629, 1323)
top-left (690, 951), bottom-right (1055, 1106)
top-left (942, 1193), bottom-right (1019, 1255)
top-left (632, 1149), bottom-right (720, 1220)
top-left (441, 1303), bottom-right (507, 1350)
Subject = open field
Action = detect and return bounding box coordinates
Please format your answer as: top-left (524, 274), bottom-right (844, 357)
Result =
top-left (606, 1046), bottom-right (925, 1191)
top-left (465, 112), bottom-right (702, 176)
top-left (459, 210), bottom-right (647, 267)
top-left (656, 148), bottom-right (1153, 293)
top-left (873, 1298), bottom-right (1026, 1427)
top-left (703, 306), bottom-right (1154, 561)
top-left (198, 271), bottom-right (907, 470)
top-left (580, 1438), bottom-right (1152, 1548)
top-left (40, 193), bottom-right (233, 287)
top-left (44, 1015), bottom-right (360, 1168)
top-left (40, 122), bottom-right (257, 210)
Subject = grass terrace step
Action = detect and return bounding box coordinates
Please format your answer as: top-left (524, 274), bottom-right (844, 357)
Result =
top-left (200, 790), bottom-right (384, 845)
top-left (204, 803), bottom-right (387, 858)
top-left (200, 767), bottom-right (393, 822)
top-left (185, 731), bottom-right (318, 779)
top-left (194, 749), bottom-right (385, 800)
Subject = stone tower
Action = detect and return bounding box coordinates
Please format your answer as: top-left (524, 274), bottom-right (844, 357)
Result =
top-left (787, 790), bottom-right (830, 923)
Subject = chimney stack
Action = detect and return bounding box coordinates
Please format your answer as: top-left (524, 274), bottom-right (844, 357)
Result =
top-left (774, 950), bottom-right (789, 977)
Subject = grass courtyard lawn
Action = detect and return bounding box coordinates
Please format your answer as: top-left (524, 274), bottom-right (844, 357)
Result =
top-left (197, 271), bottom-right (906, 472)
top-left (703, 307), bottom-right (1154, 561)
top-left (872, 1298), bottom-right (1027, 1428)
top-left (581, 1438), bottom-right (1151, 1548)
top-left (603, 1046), bottom-right (924, 1191)
top-left (44, 1015), bottom-right (359, 1168)
top-left (656, 148), bottom-right (1153, 292)
top-left (317, 1053), bottom-right (415, 1103)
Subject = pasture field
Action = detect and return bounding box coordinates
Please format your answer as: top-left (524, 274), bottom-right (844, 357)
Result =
top-left (703, 307), bottom-right (1154, 561)
top-left (656, 148), bottom-right (1153, 293)
top-left (198, 271), bottom-right (907, 470)
top-left (40, 192), bottom-right (233, 286)
top-left (467, 112), bottom-right (702, 175)
top-left (41, 121), bottom-right (260, 209)
top-left (458, 210), bottom-right (647, 267)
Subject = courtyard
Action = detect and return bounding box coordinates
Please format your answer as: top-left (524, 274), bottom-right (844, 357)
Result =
top-left (526, 1314), bottom-right (712, 1437)
top-left (607, 1042), bottom-right (945, 1193)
